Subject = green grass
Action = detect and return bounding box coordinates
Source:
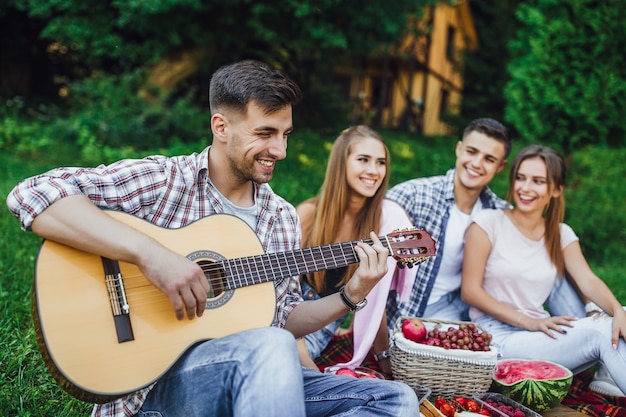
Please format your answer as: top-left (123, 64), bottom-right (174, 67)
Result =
top-left (1, 155), bottom-right (94, 416)
top-left (1, 130), bottom-right (624, 416)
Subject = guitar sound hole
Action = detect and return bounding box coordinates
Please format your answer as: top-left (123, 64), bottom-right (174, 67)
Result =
top-left (198, 260), bottom-right (225, 298)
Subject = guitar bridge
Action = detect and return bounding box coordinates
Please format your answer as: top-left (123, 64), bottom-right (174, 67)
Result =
top-left (103, 257), bottom-right (135, 343)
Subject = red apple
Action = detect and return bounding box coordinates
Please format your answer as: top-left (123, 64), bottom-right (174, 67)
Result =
top-left (401, 318), bottom-right (427, 342)
top-left (335, 367), bottom-right (359, 378)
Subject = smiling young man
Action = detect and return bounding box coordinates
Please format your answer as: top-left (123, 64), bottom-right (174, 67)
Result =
top-left (7, 60), bottom-right (418, 417)
top-left (385, 118), bottom-right (512, 323)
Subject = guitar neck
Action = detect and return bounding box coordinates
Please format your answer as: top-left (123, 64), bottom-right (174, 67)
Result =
top-left (220, 238), bottom-right (383, 290)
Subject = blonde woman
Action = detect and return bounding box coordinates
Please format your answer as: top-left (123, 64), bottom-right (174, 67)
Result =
top-left (297, 125), bottom-right (417, 377)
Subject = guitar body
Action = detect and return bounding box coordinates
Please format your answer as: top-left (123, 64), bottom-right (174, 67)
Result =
top-left (33, 212), bottom-right (276, 403)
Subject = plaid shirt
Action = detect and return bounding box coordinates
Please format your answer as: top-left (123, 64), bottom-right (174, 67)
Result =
top-left (385, 168), bottom-right (508, 322)
top-left (7, 146), bottom-right (303, 417)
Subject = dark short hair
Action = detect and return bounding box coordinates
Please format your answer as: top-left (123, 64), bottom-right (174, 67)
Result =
top-left (463, 118), bottom-right (512, 158)
top-left (209, 60), bottom-right (302, 116)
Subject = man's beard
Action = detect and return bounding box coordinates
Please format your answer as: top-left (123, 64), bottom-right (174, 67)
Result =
top-left (228, 154), bottom-right (274, 185)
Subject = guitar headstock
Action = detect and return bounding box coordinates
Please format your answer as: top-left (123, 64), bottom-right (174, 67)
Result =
top-left (385, 228), bottom-right (436, 268)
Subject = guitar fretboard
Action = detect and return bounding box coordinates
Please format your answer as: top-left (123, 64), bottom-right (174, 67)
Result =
top-left (220, 239), bottom-right (380, 290)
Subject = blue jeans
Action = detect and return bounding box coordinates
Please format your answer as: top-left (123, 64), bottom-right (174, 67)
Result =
top-left (302, 367), bottom-right (419, 417)
top-left (138, 327), bottom-right (419, 416)
top-left (544, 276), bottom-right (586, 317)
top-left (301, 280), bottom-right (347, 359)
top-left (475, 311), bottom-right (626, 394)
top-left (422, 276), bottom-right (585, 323)
top-left (139, 327), bottom-right (305, 417)
top-left (422, 289), bottom-right (469, 321)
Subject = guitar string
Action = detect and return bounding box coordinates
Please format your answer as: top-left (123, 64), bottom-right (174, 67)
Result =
top-left (103, 242), bottom-right (362, 306)
top-left (114, 234), bottom-right (429, 287)
top-left (111, 260), bottom-right (436, 310)
top-left (105, 237), bottom-right (432, 307)
top-left (109, 239), bottom-right (371, 286)
top-left (106, 238), bottom-right (430, 294)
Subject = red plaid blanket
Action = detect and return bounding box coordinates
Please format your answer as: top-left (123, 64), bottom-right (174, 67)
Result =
top-left (314, 333), bottom-right (626, 417)
top-left (562, 369), bottom-right (626, 417)
top-left (313, 332), bottom-right (381, 373)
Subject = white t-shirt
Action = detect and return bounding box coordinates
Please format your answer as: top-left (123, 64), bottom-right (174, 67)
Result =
top-left (468, 209), bottom-right (578, 321)
top-left (428, 200), bottom-right (483, 305)
top-left (208, 177), bottom-right (258, 231)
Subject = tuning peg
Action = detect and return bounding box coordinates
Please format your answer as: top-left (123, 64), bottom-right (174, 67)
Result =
top-left (397, 261), bottom-right (406, 269)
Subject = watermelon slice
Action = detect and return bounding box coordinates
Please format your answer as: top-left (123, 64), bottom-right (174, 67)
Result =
top-left (492, 359), bottom-right (573, 413)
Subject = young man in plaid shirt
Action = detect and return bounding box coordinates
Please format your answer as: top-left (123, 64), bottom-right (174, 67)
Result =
top-left (8, 60), bottom-right (418, 417)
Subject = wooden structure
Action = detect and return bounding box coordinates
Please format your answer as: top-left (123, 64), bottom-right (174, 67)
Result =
top-left (337, 1), bottom-right (477, 135)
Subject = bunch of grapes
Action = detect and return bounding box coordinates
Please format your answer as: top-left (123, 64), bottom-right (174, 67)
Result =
top-left (482, 398), bottom-right (527, 417)
top-left (421, 322), bottom-right (492, 351)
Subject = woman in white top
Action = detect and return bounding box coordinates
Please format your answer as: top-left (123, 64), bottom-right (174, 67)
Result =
top-left (461, 144), bottom-right (626, 394)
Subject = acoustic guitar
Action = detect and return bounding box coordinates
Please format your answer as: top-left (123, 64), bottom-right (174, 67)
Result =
top-left (32, 210), bottom-right (435, 403)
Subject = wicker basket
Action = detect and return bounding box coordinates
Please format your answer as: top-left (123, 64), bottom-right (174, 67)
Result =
top-left (390, 317), bottom-right (497, 397)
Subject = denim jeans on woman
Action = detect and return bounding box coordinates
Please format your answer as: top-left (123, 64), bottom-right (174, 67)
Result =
top-left (421, 276), bottom-right (585, 323)
top-left (138, 324), bottom-right (418, 417)
top-left (301, 280), bottom-right (347, 359)
top-left (475, 310), bottom-right (626, 395)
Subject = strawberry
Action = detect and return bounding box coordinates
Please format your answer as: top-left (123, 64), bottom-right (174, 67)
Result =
top-left (454, 396), bottom-right (468, 408)
top-left (439, 403), bottom-right (455, 417)
top-left (434, 397), bottom-right (448, 409)
top-left (466, 400), bottom-right (480, 413)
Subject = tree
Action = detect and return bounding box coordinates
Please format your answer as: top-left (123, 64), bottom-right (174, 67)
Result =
top-left (453, 0), bottom-right (521, 134)
top-left (0, 0), bottom-right (440, 145)
top-left (15, 0), bottom-right (430, 68)
top-left (504, 0), bottom-right (626, 154)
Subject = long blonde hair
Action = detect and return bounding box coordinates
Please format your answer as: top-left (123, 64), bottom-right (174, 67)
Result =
top-left (507, 145), bottom-right (567, 275)
top-left (301, 125), bottom-right (390, 293)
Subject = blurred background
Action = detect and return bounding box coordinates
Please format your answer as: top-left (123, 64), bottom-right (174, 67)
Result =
top-left (2, 0), bottom-right (625, 152)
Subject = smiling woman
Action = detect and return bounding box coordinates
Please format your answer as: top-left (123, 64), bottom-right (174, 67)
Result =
top-left (294, 125), bottom-right (419, 378)
top-left (460, 144), bottom-right (626, 397)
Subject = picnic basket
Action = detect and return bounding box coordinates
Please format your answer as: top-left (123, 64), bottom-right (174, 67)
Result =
top-left (390, 317), bottom-right (497, 397)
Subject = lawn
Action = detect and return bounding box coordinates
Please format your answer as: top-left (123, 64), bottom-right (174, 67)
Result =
top-left (1, 130), bottom-right (624, 416)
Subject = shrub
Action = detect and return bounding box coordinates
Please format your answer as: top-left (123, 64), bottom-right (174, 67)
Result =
top-left (565, 146), bottom-right (626, 265)
top-left (54, 70), bottom-right (210, 153)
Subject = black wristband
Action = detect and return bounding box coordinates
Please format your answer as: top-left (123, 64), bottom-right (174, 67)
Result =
top-left (339, 285), bottom-right (367, 312)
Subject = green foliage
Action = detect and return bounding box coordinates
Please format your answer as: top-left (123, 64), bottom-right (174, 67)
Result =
top-left (17, 0), bottom-right (435, 70)
top-left (0, 96), bottom-right (64, 158)
top-left (452, 0), bottom-right (521, 133)
top-left (4, 0), bottom-right (439, 134)
top-left (0, 96), bottom-right (28, 150)
top-left (504, 0), bottom-right (626, 154)
top-left (23, 0), bottom-right (207, 66)
top-left (293, 65), bottom-right (355, 135)
top-left (2, 71), bottom-right (212, 162)
top-left (65, 71), bottom-right (210, 151)
top-left (1, 154), bottom-right (93, 416)
top-left (594, 265), bottom-right (626, 305)
top-left (565, 146), bottom-right (626, 264)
